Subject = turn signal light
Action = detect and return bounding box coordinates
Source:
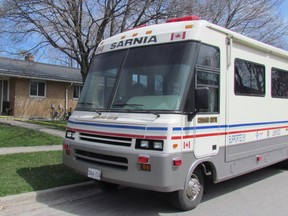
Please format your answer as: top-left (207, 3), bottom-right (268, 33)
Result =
top-left (173, 157), bottom-right (182, 167)
top-left (63, 143), bottom-right (70, 155)
top-left (141, 164), bottom-right (151, 171)
top-left (137, 155), bottom-right (150, 164)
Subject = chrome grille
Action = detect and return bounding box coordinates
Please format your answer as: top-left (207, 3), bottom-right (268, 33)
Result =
top-left (75, 149), bottom-right (128, 170)
top-left (79, 132), bottom-right (132, 147)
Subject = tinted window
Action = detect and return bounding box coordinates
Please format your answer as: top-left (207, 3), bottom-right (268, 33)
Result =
top-left (272, 68), bottom-right (288, 98)
top-left (197, 44), bottom-right (220, 68)
top-left (234, 59), bottom-right (265, 96)
top-left (196, 44), bottom-right (220, 113)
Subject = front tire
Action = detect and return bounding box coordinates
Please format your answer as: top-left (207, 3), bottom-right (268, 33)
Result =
top-left (170, 167), bottom-right (204, 211)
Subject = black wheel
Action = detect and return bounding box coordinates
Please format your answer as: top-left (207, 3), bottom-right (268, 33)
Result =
top-left (94, 180), bottom-right (119, 191)
top-left (170, 167), bottom-right (204, 211)
top-left (275, 160), bottom-right (288, 169)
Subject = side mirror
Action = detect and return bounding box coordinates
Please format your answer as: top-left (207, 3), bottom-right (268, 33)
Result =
top-left (187, 87), bottom-right (210, 122)
top-left (195, 87), bottom-right (210, 110)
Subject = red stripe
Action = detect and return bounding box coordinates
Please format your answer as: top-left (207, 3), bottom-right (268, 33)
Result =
top-left (145, 136), bottom-right (167, 140)
top-left (68, 125), bottom-right (288, 141)
top-left (67, 127), bottom-right (167, 140)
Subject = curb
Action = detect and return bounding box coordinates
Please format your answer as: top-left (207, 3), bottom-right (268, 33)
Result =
top-left (0, 181), bottom-right (94, 211)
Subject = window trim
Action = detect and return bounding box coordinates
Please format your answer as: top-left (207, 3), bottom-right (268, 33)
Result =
top-left (29, 80), bottom-right (46, 98)
top-left (234, 58), bottom-right (265, 97)
top-left (193, 43), bottom-right (221, 114)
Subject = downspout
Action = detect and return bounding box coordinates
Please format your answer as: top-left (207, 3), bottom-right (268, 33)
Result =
top-left (65, 83), bottom-right (74, 111)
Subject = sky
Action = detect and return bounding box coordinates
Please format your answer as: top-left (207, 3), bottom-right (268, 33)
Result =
top-left (279, 0), bottom-right (288, 19)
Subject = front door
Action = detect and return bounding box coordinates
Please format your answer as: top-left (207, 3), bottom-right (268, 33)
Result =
top-left (0, 79), bottom-right (9, 114)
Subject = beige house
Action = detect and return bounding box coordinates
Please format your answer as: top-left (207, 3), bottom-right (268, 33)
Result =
top-left (0, 57), bottom-right (82, 119)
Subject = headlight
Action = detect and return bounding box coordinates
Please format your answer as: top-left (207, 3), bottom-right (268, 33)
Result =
top-left (140, 140), bottom-right (149, 148)
top-left (153, 141), bottom-right (163, 150)
top-left (136, 139), bottom-right (163, 151)
top-left (65, 130), bottom-right (75, 140)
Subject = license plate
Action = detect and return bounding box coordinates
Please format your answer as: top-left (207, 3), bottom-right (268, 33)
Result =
top-left (88, 168), bottom-right (101, 180)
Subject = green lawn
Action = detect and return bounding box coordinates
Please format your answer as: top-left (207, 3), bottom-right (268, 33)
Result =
top-left (0, 124), bottom-right (63, 147)
top-left (0, 151), bottom-right (89, 197)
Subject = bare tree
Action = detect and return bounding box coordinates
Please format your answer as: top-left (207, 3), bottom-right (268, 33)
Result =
top-left (182, 0), bottom-right (288, 48)
top-left (0, 0), bottom-right (188, 81)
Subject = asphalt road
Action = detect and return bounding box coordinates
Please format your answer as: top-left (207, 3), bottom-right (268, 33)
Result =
top-left (1, 166), bottom-right (288, 216)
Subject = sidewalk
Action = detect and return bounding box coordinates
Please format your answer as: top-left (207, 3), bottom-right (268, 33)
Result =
top-left (0, 117), bottom-right (65, 155)
top-left (0, 145), bottom-right (62, 155)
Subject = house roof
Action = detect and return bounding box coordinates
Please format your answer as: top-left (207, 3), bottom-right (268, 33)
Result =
top-left (0, 57), bottom-right (82, 83)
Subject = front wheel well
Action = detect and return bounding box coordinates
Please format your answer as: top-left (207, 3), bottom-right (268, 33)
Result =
top-left (198, 162), bottom-right (216, 184)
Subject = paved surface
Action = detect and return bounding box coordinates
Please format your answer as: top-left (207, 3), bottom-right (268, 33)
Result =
top-left (0, 145), bottom-right (62, 155)
top-left (1, 118), bottom-right (288, 215)
top-left (0, 166), bottom-right (288, 215)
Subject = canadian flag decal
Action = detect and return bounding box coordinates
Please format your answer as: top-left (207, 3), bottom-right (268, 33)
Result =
top-left (170, 31), bottom-right (186, 41)
top-left (183, 141), bottom-right (191, 149)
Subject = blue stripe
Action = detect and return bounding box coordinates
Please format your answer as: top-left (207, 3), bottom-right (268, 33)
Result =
top-left (173, 120), bottom-right (288, 132)
top-left (68, 120), bottom-right (168, 131)
top-left (228, 120), bottom-right (288, 128)
top-left (146, 127), bottom-right (168, 131)
top-left (69, 119), bottom-right (288, 132)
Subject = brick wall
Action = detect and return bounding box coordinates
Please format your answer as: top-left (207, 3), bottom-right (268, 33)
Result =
top-left (12, 78), bottom-right (78, 119)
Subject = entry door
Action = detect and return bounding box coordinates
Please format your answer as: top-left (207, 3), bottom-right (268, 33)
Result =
top-left (0, 80), bottom-right (2, 113)
top-left (193, 114), bottom-right (221, 158)
top-left (0, 80), bottom-right (9, 114)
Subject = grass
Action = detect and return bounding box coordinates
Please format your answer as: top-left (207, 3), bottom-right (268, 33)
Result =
top-left (0, 151), bottom-right (89, 197)
top-left (0, 119), bottom-right (89, 197)
top-left (0, 124), bottom-right (63, 147)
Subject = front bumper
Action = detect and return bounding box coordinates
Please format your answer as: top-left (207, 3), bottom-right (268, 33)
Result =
top-left (63, 140), bottom-right (186, 192)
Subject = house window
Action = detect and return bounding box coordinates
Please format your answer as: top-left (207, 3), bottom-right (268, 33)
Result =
top-left (29, 81), bottom-right (46, 97)
top-left (73, 85), bottom-right (82, 99)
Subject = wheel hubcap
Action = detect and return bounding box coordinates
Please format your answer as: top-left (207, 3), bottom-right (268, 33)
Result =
top-left (186, 174), bottom-right (201, 200)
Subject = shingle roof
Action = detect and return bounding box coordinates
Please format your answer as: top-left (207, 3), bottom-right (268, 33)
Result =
top-left (0, 57), bottom-right (82, 83)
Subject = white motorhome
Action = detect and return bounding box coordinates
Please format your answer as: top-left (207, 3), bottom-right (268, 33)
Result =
top-left (63, 16), bottom-right (288, 210)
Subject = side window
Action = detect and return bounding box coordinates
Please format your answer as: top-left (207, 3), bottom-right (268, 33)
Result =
top-left (29, 80), bottom-right (46, 97)
top-left (234, 59), bottom-right (265, 96)
top-left (272, 68), bottom-right (288, 98)
top-left (196, 44), bottom-right (220, 113)
top-left (197, 44), bottom-right (220, 68)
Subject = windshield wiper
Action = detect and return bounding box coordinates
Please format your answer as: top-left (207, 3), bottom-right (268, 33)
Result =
top-left (113, 103), bottom-right (160, 118)
top-left (78, 102), bottom-right (102, 115)
top-left (113, 103), bottom-right (143, 108)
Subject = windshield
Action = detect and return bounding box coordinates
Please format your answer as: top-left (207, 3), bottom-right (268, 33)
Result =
top-left (76, 42), bottom-right (196, 113)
